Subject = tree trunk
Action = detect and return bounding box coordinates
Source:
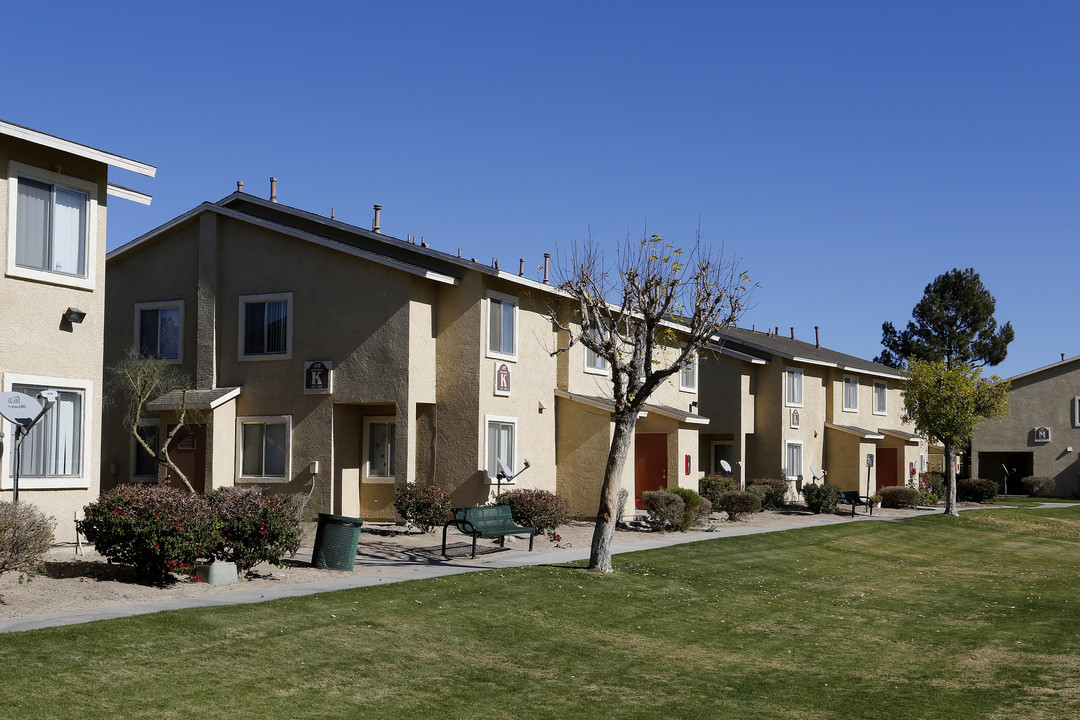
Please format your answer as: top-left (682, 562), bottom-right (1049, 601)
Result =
top-left (589, 412), bottom-right (637, 572)
top-left (943, 439), bottom-right (959, 517)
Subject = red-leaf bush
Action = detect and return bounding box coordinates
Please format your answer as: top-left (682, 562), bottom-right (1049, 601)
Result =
top-left (494, 488), bottom-right (569, 535)
top-left (393, 482), bottom-right (453, 532)
top-left (0, 501), bottom-right (55, 577)
top-left (78, 485), bottom-right (220, 583)
top-left (206, 489), bottom-right (301, 573)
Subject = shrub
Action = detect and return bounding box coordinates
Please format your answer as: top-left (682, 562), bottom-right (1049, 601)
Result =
top-left (747, 478), bottom-right (788, 509)
top-left (640, 491), bottom-right (685, 531)
top-left (881, 486), bottom-right (921, 509)
top-left (78, 485), bottom-right (220, 582)
top-left (1021, 476), bottom-right (1055, 498)
top-left (958, 478), bottom-right (999, 503)
top-left (495, 488), bottom-right (570, 536)
top-left (393, 482), bottom-right (453, 532)
top-left (663, 487), bottom-right (710, 531)
top-left (715, 491), bottom-right (761, 520)
top-left (801, 483), bottom-right (841, 514)
top-left (919, 472), bottom-right (945, 497)
top-left (0, 501), bottom-right (55, 577)
top-left (206, 490), bottom-right (302, 574)
top-left (745, 484), bottom-right (768, 507)
top-left (699, 475), bottom-right (738, 508)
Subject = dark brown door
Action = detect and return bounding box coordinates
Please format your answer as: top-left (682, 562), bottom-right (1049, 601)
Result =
top-left (635, 434), bottom-right (668, 503)
top-left (876, 447), bottom-right (898, 490)
top-left (164, 424), bottom-right (207, 494)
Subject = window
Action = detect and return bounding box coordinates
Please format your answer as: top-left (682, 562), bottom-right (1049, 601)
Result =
top-left (7, 163), bottom-right (97, 289)
top-left (585, 345), bottom-right (608, 372)
top-left (1, 374), bottom-right (93, 490)
top-left (679, 351), bottom-right (697, 392)
top-left (873, 381), bottom-right (888, 415)
top-left (237, 416), bottom-right (291, 481)
top-left (487, 293), bottom-right (517, 360)
top-left (785, 367), bottom-right (803, 407)
top-left (843, 376), bottom-right (859, 412)
top-left (239, 293), bottom-right (293, 360)
top-left (364, 417), bottom-right (396, 481)
top-left (132, 420), bottom-right (159, 480)
top-left (136, 301), bottom-right (183, 362)
top-left (785, 442), bottom-right (803, 482)
top-left (486, 416), bottom-right (516, 480)
top-left (711, 442), bottom-right (734, 476)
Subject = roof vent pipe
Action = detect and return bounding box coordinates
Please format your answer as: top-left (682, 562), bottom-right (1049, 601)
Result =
top-left (421, 236), bottom-right (428, 248)
top-left (543, 253), bottom-right (551, 284)
top-left (1063, 353), bottom-right (1066, 362)
top-left (790, 327), bottom-right (795, 339)
top-left (775, 326), bottom-right (779, 336)
top-left (519, 259), bottom-right (525, 277)
top-left (815, 326), bottom-right (820, 348)
top-left (331, 208), bottom-right (335, 220)
top-left (372, 205), bottom-right (381, 233)
top-left (237, 180), bottom-right (244, 193)
top-left (269, 177), bottom-right (277, 203)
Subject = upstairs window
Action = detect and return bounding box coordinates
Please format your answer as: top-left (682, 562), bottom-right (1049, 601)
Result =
top-left (785, 367), bottom-right (803, 407)
top-left (15, 176), bottom-right (88, 278)
top-left (240, 293), bottom-right (292, 360)
top-left (487, 294), bottom-right (517, 359)
top-left (873, 381), bottom-right (888, 415)
top-left (585, 327), bottom-right (608, 373)
top-left (136, 301), bottom-right (183, 362)
top-left (843, 376), bottom-right (859, 412)
top-left (679, 352), bottom-right (697, 392)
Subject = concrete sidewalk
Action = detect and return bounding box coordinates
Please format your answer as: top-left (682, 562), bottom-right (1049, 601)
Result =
top-left (0, 508), bottom-right (940, 634)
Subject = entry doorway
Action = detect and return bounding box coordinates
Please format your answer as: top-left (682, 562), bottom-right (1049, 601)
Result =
top-left (978, 452), bottom-right (1033, 494)
top-left (635, 434), bottom-right (668, 503)
top-left (876, 448), bottom-right (899, 491)
top-left (164, 424), bottom-right (207, 493)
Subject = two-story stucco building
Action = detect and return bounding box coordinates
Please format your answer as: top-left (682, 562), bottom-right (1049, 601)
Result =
top-left (970, 355), bottom-right (1080, 497)
top-left (0, 120), bottom-right (154, 541)
top-left (102, 185), bottom-right (705, 520)
top-left (698, 326), bottom-right (926, 498)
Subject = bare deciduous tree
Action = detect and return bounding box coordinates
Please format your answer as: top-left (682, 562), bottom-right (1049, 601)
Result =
top-left (552, 232), bottom-right (751, 572)
top-left (106, 348), bottom-right (201, 494)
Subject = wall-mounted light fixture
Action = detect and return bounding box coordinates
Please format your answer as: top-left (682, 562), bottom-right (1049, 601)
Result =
top-left (63, 307), bottom-right (86, 324)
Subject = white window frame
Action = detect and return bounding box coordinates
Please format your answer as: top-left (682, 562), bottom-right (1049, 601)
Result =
top-left (485, 291), bottom-right (518, 362)
top-left (843, 375), bottom-right (859, 412)
top-left (362, 416), bottom-right (396, 484)
top-left (785, 367), bottom-right (803, 407)
top-left (131, 418), bottom-right (160, 481)
top-left (6, 162), bottom-right (99, 291)
top-left (238, 292), bottom-right (293, 361)
top-left (873, 381), bottom-right (888, 416)
top-left (785, 441), bottom-right (803, 483)
top-left (134, 300), bottom-right (185, 364)
top-left (235, 415), bottom-right (292, 483)
top-left (484, 414), bottom-right (518, 484)
top-left (1, 373), bottom-right (93, 490)
top-left (679, 348), bottom-right (697, 392)
top-left (584, 327), bottom-right (609, 375)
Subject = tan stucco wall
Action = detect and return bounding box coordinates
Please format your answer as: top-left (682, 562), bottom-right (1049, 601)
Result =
top-left (0, 139), bottom-right (112, 542)
top-left (971, 361), bottom-right (1080, 496)
top-left (554, 396), bottom-right (615, 517)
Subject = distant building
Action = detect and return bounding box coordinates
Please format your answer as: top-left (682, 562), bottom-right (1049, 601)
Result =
top-left (0, 119), bottom-right (154, 541)
top-left (971, 356), bottom-right (1080, 496)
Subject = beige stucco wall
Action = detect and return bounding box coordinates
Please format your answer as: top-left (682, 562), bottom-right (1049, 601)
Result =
top-left (554, 396), bottom-right (615, 517)
top-left (971, 361), bottom-right (1080, 496)
top-left (0, 139), bottom-right (112, 542)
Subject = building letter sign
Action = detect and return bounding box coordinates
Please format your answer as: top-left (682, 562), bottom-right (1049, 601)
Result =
top-left (494, 362), bottom-right (511, 397)
top-left (304, 360), bottom-right (333, 395)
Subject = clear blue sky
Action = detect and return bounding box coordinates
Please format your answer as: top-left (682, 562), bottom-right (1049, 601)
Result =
top-left (7, 1), bottom-right (1078, 378)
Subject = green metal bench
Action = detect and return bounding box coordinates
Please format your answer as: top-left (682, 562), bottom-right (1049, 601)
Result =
top-left (442, 505), bottom-right (535, 558)
top-left (839, 490), bottom-right (874, 517)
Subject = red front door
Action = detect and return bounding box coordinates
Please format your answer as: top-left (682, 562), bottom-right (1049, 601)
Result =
top-left (635, 434), bottom-right (668, 503)
top-left (164, 424), bottom-right (207, 494)
top-left (876, 447), bottom-right (898, 491)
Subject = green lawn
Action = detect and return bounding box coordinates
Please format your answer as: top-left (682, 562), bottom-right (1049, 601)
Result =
top-left (2, 507), bottom-right (1079, 719)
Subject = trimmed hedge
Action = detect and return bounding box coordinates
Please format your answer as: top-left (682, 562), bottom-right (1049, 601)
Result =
top-left (1021, 476), bottom-right (1055, 498)
top-left (715, 491), bottom-right (761, 520)
top-left (747, 478), bottom-right (787, 509)
top-left (494, 489), bottom-right (569, 536)
top-left (699, 475), bottom-right (738, 508)
top-left (0, 501), bottom-right (55, 577)
top-left (640, 491), bottom-right (685, 531)
top-left (801, 483), bottom-right (841, 514)
top-left (881, 486), bottom-right (921, 509)
top-left (664, 487), bottom-right (711, 531)
top-left (958, 478), bottom-right (999, 503)
top-left (393, 482), bottom-right (453, 532)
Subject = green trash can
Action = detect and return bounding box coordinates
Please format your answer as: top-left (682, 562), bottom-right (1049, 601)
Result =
top-left (311, 513), bottom-right (364, 571)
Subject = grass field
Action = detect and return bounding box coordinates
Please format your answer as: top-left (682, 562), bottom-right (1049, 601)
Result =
top-left (1, 506), bottom-right (1078, 719)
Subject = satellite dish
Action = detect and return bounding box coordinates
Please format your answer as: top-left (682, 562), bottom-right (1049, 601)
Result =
top-left (810, 465), bottom-right (820, 481)
top-left (496, 457), bottom-right (512, 479)
top-left (719, 460), bottom-right (732, 474)
top-left (0, 392), bottom-right (43, 427)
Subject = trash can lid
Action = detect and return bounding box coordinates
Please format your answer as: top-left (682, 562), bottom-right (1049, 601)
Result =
top-left (317, 512), bottom-right (364, 527)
